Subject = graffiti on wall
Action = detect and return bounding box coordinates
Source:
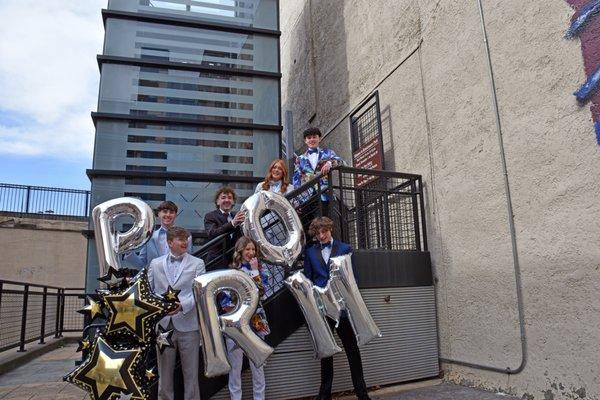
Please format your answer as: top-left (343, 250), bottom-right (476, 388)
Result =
top-left (566, 0), bottom-right (600, 144)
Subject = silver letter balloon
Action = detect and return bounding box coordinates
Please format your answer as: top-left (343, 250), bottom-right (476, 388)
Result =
top-left (284, 254), bottom-right (381, 359)
top-left (329, 254), bottom-right (381, 346)
top-left (91, 197), bottom-right (155, 276)
top-left (193, 270), bottom-right (274, 377)
top-left (284, 271), bottom-right (341, 359)
top-left (240, 190), bottom-right (305, 267)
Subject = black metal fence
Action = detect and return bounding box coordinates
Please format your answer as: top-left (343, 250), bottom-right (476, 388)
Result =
top-left (0, 280), bottom-right (85, 353)
top-left (193, 166), bottom-right (428, 300)
top-left (0, 183), bottom-right (90, 220)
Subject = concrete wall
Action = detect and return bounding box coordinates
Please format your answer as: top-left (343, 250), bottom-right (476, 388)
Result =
top-left (280, 1), bottom-right (600, 399)
top-left (0, 216), bottom-right (87, 288)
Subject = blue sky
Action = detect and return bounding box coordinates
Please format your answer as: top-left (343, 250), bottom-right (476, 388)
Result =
top-left (0, 0), bottom-right (106, 190)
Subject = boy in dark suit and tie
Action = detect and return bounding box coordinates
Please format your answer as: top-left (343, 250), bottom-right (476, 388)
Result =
top-left (148, 226), bottom-right (205, 400)
top-left (203, 187), bottom-right (245, 270)
top-left (303, 217), bottom-right (371, 400)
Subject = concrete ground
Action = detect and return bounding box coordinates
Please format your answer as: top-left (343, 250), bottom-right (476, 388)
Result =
top-left (0, 343), bottom-right (87, 400)
top-left (0, 344), bottom-right (518, 400)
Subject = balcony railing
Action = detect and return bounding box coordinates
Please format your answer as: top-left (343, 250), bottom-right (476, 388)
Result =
top-left (193, 165), bottom-right (428, 301)
top-left (0, 279), bottom-right (85, 353)
top-left (0, 183), bottom-right (91, 220)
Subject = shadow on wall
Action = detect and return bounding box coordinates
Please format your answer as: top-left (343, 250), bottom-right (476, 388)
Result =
top-left (284, 0), bottom-right (351, 154)
top-left (380, 104), bottom-right (396, 171)
top-left (566, 0), bottom-right (600, 144)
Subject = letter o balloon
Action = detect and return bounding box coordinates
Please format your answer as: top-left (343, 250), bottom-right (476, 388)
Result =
top-left (241, 190), bottom-right (304, 267)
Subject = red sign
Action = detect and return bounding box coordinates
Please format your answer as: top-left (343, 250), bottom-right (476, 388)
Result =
top-left (352, 136), bottom-right (383, 187)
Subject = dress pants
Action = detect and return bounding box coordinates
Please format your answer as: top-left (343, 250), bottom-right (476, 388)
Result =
top-left (226, 338), bottom-right (266, 400)
top-left (157, 323), bottom-right (201, 400)
top-left (318, 317), bottom-right (369, 400)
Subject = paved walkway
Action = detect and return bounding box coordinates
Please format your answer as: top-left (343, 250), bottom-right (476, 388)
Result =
top-left (0, 344), bottom-right (87, 399)
top-left (0, 344), bottom-right (517, 400)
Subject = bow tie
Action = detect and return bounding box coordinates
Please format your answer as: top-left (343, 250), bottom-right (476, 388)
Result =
top-left (170, 255), bottom-right (184, 263)
top-left (320, 242), bottom-right (332, 250)
top-left (307, 148), bottom-right (319, 155)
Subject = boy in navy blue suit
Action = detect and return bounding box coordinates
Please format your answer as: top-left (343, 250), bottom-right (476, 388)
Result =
top-left (303, 217), bottom-right (371, 400)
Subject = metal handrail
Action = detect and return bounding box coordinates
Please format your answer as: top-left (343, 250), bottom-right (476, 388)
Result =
top-left (0, 183), bottom-right (91, 219)
top-left (0, 279), bottom-right (85, 353)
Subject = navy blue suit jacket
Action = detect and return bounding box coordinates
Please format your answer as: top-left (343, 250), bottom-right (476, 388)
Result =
top-left (303, 240), bottom-right (353, 288)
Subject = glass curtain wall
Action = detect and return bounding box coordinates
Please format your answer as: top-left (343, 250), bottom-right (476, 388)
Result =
top-left (86, 0), bottom-right (280, 290)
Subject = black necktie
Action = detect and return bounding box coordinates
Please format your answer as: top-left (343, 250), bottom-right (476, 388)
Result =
top-left (320, 242), bottom-right (332, 250)
top-left (307, 148), bottom-right (318, 154)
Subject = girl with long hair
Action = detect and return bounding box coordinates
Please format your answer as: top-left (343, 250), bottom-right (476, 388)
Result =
top-left (219, 236), bottom-right (270, 400)
top-left (255, 159), bottom-right (293, 194)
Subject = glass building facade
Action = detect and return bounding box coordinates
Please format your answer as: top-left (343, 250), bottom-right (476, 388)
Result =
top-left (86, 0), bottom-right (281, 290)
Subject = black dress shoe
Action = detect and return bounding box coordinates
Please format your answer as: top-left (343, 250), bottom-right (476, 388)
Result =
top-left (314, 394), bottom-right (332, 400)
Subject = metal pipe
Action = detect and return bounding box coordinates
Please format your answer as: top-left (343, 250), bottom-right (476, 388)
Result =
top-left (440, 0), bottom-right (527, 375)
top-left (18, 285), bottom-right (29, 352)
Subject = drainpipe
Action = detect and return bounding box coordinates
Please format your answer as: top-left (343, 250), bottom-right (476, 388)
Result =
top-left (439, 0), bottom-right (528, 375)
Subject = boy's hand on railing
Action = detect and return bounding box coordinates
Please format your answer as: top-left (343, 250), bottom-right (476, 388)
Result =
top-left (320, 161), bottom-right (332, 175)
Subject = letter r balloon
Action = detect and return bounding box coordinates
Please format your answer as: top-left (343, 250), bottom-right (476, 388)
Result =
top-left (193, 270), bottom-right (274, 377)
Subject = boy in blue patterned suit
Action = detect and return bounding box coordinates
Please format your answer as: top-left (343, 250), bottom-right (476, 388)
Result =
top-left (303, 217), bottom-right (371, 400)
top-left (292, 127), bottom-right (344, 202)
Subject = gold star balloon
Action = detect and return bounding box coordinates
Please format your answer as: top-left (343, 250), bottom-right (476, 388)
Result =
top-left (64, 336), bottom-right (145, 400)
top-left (77, 339), bottom-right (92, 353)
top-left (78, 297), bottom-right (104, 321)
top-left (103, 268), bottom-right (175, 344)
top-left (144, 368), bottom-right (156, 381)
top-left (161, 285), bottom-right (181, 302)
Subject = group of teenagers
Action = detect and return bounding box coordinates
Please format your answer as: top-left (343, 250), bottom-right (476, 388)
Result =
top-left (124, 128), bottom-right (372, 400)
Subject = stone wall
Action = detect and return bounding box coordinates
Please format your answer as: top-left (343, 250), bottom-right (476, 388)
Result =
top-left (280, 1), bottom-right (600, 398)
top-left (0, 215), bottom-right (87, 288)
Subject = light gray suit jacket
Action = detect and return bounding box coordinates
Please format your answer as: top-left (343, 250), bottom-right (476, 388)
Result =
top-left (148, 253), bottom-right (205, 332)
top-left (124, 227), bottom-right (192, 270)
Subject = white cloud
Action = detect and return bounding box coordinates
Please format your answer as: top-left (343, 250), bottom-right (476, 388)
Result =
top-left (0, 0), bottom-right (105, 159)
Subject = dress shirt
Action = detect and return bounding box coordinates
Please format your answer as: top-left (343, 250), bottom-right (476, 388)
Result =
top-left (220, 209), bottom-right (234, 223)
top-left (307, 148), bottom-right (320, 170)
top-left (157, 226), bottom-right (169, 256)
top-left (320, 240), bottom-right (334, 264)
top-left (167, 252), bottom-right (184, 283)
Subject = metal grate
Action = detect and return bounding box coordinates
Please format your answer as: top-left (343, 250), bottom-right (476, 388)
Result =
top-left (63, 293), bottom-right (85, 332)
top-left (351, 97), bottom-right (381, 151)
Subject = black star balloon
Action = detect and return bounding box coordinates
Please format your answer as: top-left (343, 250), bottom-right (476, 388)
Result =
top-left (103, 269), bottom-right (175, 344)
top-left (64, 336), bottom-right (145, 400)
top-left (155, 325), bottom-right (174, 354)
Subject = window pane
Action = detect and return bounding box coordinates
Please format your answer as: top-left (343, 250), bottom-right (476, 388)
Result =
top-left (108, 0), bottom-right (278, 30)
top-left (90, 177), bottom-right (257, 231)
top-left (93, 120), bottom-right (279, 176)
top-left (98, 64), bottom-right (279, 125)
top-left (105, 19), bottom-right (278, 73)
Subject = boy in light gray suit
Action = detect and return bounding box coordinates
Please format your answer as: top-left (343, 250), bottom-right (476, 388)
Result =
top-left (124, 201), bottom-right (192, 270)
top-left (148, 226), bottom-right (205, 400)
